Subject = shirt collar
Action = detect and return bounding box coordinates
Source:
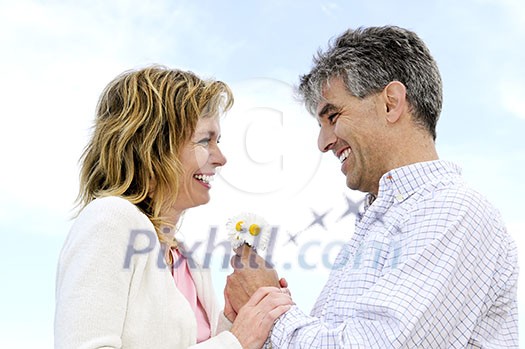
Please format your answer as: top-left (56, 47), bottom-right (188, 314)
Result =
top-left (371, 160), bottom-right (462, 204)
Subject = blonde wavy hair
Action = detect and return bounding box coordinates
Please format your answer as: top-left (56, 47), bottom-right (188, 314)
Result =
top-left (77, 65), bottom-right (233, 246)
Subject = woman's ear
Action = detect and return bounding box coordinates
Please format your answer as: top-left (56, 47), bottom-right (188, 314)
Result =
top-left (383, 81), bottom-right (407, 124)
top-left (148, 177), bottom-right (157, 199)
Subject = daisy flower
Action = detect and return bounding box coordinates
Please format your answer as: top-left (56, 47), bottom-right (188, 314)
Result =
top-left (226, 212), bottom-right (271, 251)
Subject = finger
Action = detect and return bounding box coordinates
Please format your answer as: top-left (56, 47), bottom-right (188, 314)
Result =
top-left (251, 292), bottom-right (293, 313)
top-left (223, 293), bottom-right (237, 322)
top-left (279, 277), bottom-right (288, 288)
top-left (234, 244), bottom-right (252, 258)
top-left (256, 304), bottom-right (292, 329)
top-left (239, 245), bottom-right (262, 267)
top-left (232, 247), bottom-right (266, 269)
top-left (245, 286), bottom-right (281, 307)
top-left (247, 249), bottom-right (264, 268)
top-left (267, 291), bottom-right (293, 304)
top-left (230, 255), bottom-right (244, 269)
top-left (224, 274), bottom-right (242, 299)
top-left (280, 287), bottom-right (292, 296)
top-left (265, 304), bottom-right (292, 323)
top-left (225, 274), bottom-right (235, 292)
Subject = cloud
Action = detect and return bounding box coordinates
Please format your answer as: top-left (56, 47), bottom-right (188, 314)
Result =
top-left (0, 0), bottom-right (202, 221)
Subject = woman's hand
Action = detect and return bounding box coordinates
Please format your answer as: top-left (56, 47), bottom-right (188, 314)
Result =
top-left (230, 286), bottom-right (293, 349)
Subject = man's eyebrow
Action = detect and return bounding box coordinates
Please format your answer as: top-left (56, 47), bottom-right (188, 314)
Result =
top-left (317, 103), bottom-right (338, 119)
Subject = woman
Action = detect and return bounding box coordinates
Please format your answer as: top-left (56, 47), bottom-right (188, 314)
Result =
top-left (54, 65), bottom-right (291, 348)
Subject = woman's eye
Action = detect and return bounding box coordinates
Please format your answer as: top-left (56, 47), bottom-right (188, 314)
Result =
top-left (197, 138), bottom-right (211, 146)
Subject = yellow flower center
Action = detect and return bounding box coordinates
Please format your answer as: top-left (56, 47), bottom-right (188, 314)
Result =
top-left (249, 224), bottom-right (261, 236)
top-left (235, 221), bottom-right (244, 232)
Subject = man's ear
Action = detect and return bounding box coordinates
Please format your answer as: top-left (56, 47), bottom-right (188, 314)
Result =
top-left (383, 81), bottom-right (407, 123)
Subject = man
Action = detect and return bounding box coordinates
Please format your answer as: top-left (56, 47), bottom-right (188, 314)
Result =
top-left (225, 25), bottom-right (519, 348)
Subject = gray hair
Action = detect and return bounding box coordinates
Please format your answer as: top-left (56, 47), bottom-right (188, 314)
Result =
top-left (297, 26), bottom-right (442, 140)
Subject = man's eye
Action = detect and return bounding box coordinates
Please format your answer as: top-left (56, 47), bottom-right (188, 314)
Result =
top-left (328, 113), bottom-right (339, 124)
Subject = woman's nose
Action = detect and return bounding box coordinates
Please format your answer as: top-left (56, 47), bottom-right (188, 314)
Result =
top-left (213, 145), bottom-right (227, 166)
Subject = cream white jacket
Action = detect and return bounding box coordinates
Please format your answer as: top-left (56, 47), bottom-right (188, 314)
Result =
top-left (55, 196), bottom-right (241, 349)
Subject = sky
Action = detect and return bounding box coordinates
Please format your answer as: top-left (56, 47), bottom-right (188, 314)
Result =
top-left (0, 0), bottom-right (524, 347)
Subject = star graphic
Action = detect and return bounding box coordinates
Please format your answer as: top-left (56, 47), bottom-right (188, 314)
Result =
top-left (306, 208), bottom-right (331, 230)
top-left (283, 208), bottom-right (331, 246)
top-left (337, 195), bottom-right (365, 221)
top-left (284, 232), bottom-right (299, 246)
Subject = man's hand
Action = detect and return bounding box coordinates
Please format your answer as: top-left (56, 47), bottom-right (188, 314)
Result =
top-left (225, 244), bottom-right (281, 313)
top-left (223, 286), bottom-right (237, 322)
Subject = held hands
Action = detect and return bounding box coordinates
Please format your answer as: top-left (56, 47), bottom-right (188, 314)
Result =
top-left (226, 244), bottom-right (283, 313)
top-left (224, 245), bottom-right (293, 348)
top-left (224, 277), bottom-right (290, 322)
top-left (229, 286), bottom-right (293, 349)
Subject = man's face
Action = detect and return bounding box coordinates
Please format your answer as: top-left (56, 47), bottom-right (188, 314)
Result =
top-left (315, 77), bottom-right (387, 195)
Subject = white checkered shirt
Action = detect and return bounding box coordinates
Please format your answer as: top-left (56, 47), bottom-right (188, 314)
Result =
top-left (268, 160), bottom-right (519, 348)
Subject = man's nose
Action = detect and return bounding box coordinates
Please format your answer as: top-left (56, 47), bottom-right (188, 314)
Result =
top-left (318, 126), bottom-right (336, 152)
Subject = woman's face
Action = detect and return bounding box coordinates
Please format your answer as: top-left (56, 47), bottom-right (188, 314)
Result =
top-left (170, 115), bottom-right (227, 216)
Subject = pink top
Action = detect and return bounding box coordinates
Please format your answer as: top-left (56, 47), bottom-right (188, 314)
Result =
top-left (171, 248), bottom-right (211, 343)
